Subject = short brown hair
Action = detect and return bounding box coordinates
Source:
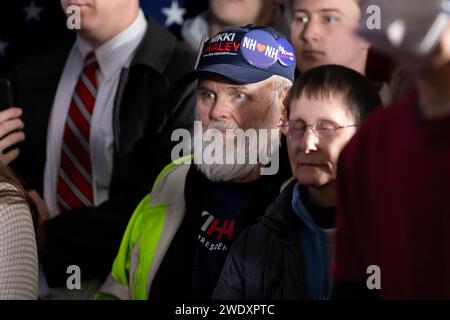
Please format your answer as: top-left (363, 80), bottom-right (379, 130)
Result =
top-left (289, 0), bottom-right (362, 8)
top-left (286, 65), bottom-right (382, 122)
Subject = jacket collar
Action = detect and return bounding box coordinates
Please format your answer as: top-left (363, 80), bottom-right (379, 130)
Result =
top-left (260, 179), bottom-right (300, 236)
top-left (292, 182), bottom-right (317, 231)
top-left (130, 16), bottom-right (176, 74)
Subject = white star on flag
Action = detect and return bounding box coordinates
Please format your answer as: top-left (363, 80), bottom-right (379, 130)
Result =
top-left (23, 1), bottom-right (44, 23)
top-left (0, 39), bottom-right (9, 58)
top-left (162, 0), bottom-right (186, 26)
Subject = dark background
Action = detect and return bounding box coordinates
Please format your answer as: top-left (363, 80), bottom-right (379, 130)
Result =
top-left (0, 1), bottom-right (391, 83)
top-left (0, 0), bottom-right (209, 76)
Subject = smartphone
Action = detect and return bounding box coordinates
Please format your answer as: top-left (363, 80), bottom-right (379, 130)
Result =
top-left (0, 78), bottom-right (13, 110)
top-left (0, 78), bottom-right (22, 154)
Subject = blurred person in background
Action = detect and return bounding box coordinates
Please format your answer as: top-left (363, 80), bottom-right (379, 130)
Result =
top-left (0, 163), bottom-right (38, 300)
top-left (181, 0), bottom-right (288, 51)
top-left (333, 0), bottom-right (450, 299)
top-left (288, 0), bottom-right (368, 74)
top-left (0, 0), bottom-right (197, 299)
top-left (287, 0), bottom-right (393, 104)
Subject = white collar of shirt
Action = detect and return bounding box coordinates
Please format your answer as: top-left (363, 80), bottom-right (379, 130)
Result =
top-left (76, 9), bottom-right (147, 81)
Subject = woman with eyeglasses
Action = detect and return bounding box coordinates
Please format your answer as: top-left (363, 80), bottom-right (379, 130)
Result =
top-left (213, 64), bottom-right (382, 300)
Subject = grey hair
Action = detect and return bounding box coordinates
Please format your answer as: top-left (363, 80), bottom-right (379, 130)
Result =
top-left (271, 75), bottom-right (293, 108)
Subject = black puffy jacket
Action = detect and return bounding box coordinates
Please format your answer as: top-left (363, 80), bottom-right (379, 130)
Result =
top-left (212, 180), bottom-right (309, 300)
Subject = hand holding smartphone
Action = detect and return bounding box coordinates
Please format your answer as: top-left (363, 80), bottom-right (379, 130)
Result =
top-left (0, 79), bottom-right (25, 165)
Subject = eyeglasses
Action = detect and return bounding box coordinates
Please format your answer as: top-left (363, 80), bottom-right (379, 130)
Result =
top-left (279, 119), bottom-right (360, 140)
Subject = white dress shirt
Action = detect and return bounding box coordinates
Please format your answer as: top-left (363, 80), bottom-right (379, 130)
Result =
top-left (43, 10), bottom-right (147, 218)
top-left (39, 10), bottom-right (148, 301)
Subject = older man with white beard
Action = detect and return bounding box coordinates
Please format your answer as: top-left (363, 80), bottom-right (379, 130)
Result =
top-left (192, 73), bottom-right (285, 182)
top-left (97, 25), bottom-right (295, 300)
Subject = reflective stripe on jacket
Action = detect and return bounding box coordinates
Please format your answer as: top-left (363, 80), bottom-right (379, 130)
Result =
top-left (96, 156), bottom-right (192, 300)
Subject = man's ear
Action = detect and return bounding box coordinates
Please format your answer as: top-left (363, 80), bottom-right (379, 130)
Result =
top-left (278, 108), bottom-right (289, 136)
top-left (280, 106), bottom-right (288, 122)
top-left (281, 86), bottom-right (291, 107)
top-left (280, 90), bottom-right (290, 121)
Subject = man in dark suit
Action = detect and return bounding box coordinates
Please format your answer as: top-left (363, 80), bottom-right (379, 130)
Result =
top-left (1, 0), bottom-right (196, 298)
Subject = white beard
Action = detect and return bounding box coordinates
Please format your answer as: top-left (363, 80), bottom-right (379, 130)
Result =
top-left (193, 120), bottom-right (280, 182)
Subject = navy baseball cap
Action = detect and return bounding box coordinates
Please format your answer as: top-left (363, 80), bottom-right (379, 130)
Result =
top-left (191, 25), bottom-right (296, 84)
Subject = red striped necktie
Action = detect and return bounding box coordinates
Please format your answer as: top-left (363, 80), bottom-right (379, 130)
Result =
top-left (57, 51), bottom-right (97, 211)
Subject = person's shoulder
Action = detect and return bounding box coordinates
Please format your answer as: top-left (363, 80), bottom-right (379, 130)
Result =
top-left (0, 182), bottom-right (31, 225)
top-left (261, 180), bottom-right (297, 229)
top-left (148, 157), bottom-right (192, 205)
top-left (344, 90), bottom-right (416, 158)
top-left (233, 221), bottom-right (272, 253)
top-left (136, 18), bottom-right (196, 81)
top-left (166, 40), bottom-right (197, 80)
top-left (367, 90), bottom-right (415, 127)
top-left (9, 36), bottom-right (75, 82)
top-left (121, 160), bottom-right (192, 235)
top-left (172, 40), bottom-right (197, 64)
top-left (0, 181), bottom-right (25, 202)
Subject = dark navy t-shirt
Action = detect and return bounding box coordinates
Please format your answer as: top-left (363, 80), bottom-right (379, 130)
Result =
top-left (191, 179), bottom-right (260, 298)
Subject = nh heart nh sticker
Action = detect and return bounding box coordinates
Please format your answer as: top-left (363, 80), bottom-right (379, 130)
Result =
top-left (241, 30), bottom-right (279, 69)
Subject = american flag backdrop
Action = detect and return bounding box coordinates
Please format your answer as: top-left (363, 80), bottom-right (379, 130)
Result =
top-left (0, 0), bottom-right (208, 76)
